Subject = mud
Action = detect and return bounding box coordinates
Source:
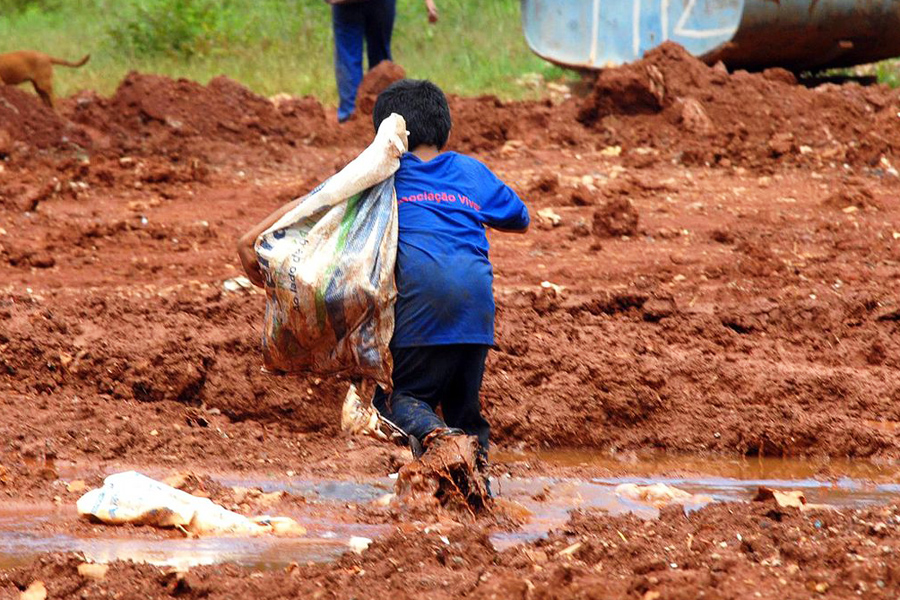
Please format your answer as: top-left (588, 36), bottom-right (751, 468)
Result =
top-left (579, 42), bottom-right (900, 169)
top-left (4, 463), bottom-right (900, 593)
top-left (2, 59), bottom-right (900, 463)
top-left (354, 60), bottom-right (406, 117)
top-left (4, 496), bottom-right (900, 599)
top-left (592, 197), bottom-right (640, 238)
top-left (3, 43), bottom-right (900, 596)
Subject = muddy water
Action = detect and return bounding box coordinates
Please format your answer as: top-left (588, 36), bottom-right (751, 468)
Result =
top-left (2, 455), bottom-right (899, 570)
top-left (495, 449), bottom-right (900, 482)
top-left (490, 451), bottom-right (900, 548)
top-left (0, 478), bottom-right (392, 571)
top-left (0, 503), bottom-right (385, 571)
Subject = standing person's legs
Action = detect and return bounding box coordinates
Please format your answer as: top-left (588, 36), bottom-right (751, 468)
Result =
top-left (440, 345), bottom-right (491, 453)
top-left (373, 345), bottom-right (457, 444)
top-left (362, 0), bottom-right (396, 68)
top-left (332, 3), bottom-right (365, 122)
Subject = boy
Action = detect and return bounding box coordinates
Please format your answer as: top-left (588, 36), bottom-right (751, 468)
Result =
top-left (237, 79), bottom-right (528, 478)
top-left (368, 79), bottom-right (529, 468)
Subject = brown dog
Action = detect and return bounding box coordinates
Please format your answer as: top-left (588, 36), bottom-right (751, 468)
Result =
top-left (0, 51), bottom-right (90, 108)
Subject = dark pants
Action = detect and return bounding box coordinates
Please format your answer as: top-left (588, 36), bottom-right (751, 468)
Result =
top-left (373, 345), bottom-right (491, 452)
top-left (331, 0), bottom-right (396, 122)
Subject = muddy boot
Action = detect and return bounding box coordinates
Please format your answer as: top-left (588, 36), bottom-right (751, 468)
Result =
top-left (396, 432), bottom-right (490, 514)
top-left (422, 427), bottom-right (466, 450)
top-left (408, 427), bottom-right (463, 460)
top-left (341, 383), bottom-right (408, 445)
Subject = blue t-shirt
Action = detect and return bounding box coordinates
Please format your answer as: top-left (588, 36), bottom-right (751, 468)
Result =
top-left (391, 151), bottom-right (529, 348)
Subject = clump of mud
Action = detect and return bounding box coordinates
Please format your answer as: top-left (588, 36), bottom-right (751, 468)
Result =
top-left (355, 60), bottom-right (406, 116)
top-left (395, 435), bottom-right (489, 515)
top-left (0, 85), bottom-right (90, 150)
top-left (578, 41), bottom-right (900, 167)
top-left (592, 197), bottom-right (639, 237)
top-left (822, 178), bottom-right (883, 211)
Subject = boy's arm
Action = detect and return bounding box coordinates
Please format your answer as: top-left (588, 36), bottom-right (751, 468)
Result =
top-left (473, 160), bottom-right (530, 234)
top-left (236, 195), bottom-right (307, 287)
top-left (482, 185), bottom-right (530, 234)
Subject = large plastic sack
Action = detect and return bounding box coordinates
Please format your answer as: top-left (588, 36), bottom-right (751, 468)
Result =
top-left (255, 113), bottom-right (408, 390)
top-left (76, 471), bottom-right (305, 536)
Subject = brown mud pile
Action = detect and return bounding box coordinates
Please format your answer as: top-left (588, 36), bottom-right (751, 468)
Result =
top-left (354, 60), bottom-right (406, 116)
top-left (2, 73), bottom-right (333, 160)
top-left (67, 73), bottom-right (332, 153)
top-left (5, 499), bottom-right (900, 599)
top-left (579, 41), bottom-right (900, 168)
top-left (447, 95), bottom-right (586, 153)
top-left (0, 73), bottom-right (340, 210)
top-left (0, 85), bottom-right (91, 151)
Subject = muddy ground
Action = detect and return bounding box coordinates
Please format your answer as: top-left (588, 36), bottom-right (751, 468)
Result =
top-left (7, 499), bottom-right (900, 600)
top-left (2, 43), bottom-right (900, 597)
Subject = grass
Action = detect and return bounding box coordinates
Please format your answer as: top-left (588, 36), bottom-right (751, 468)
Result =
top-left (820, 59), bottom-right (900, 88)
top-left (0, 0), bottom-right (569, 105)
top-left (872, 60), bottom-right (900, 88)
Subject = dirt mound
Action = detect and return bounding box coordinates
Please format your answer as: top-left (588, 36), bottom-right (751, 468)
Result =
top-left (66, 72), bottom-right (331, 152)
top-left (355, 60), bottom-right (406, 116)
top-left (578, 41), bottom-right (900, 168)
top-left (592, 197), bottom-right (640, 237)
top-left (0, 85), bottom-right (90, 151)
top-left (448, 95), bottom-right (586, 153)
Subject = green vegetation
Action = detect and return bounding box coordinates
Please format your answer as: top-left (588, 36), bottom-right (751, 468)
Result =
top-left (819, 59), bottom-right (900, 88)
top-left (0, 0), bottom-right (568, 104)
top-left (872, 60), bottom-right (900, 88)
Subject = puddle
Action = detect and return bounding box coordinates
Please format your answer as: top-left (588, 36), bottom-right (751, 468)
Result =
top-left (215, 477), bottom-right (393, 504)
top-left (0, 527), bottom-right (372, 571)
top-left (495, 449), bottom-right (900, 482)
top-left (489, 451), bottom-right (900, 548)
top-left (2, 455), bottom-right (898, 570)
top-left (0, 480), bottom-right (389, 571)
top-left (489, 473), bottom-right (900, 549)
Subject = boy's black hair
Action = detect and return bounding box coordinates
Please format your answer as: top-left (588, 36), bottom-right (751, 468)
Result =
top-left (373, 79), bottom-right (452, 150)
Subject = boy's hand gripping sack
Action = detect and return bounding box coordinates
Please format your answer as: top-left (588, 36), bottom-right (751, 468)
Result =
top-left (255, 114), bottom-right (408, 390)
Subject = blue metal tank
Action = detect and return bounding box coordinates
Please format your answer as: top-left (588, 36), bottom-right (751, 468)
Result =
top-left (522, 0), bottom-right (900, 71)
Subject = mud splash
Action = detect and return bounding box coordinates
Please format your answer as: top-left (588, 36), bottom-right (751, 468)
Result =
top-left (396, 435), bottom-right (490, 515)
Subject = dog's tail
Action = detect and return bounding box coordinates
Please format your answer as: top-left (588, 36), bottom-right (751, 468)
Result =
top-left (49, 54), bottom-right (90, 68)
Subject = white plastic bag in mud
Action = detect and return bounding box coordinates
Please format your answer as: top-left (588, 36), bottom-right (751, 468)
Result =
top-left (255, 113), bottom-right (408, 389)
top-left (76, 471), bottom-right (302, 536)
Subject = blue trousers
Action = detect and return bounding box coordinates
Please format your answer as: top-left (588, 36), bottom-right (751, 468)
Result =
top-left (332, 0), bottom-right (397, 122)
top-left (373, 345), bottom-right (491, 452)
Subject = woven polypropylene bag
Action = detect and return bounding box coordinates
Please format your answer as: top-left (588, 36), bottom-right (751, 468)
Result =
top-left (255, 114), bottom-right (407, 389)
